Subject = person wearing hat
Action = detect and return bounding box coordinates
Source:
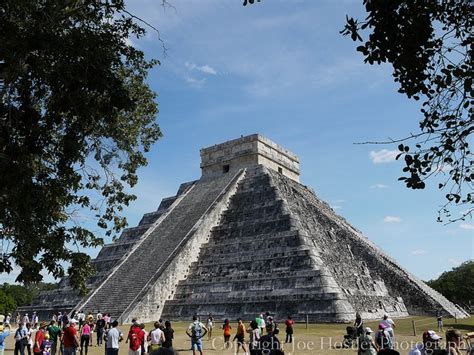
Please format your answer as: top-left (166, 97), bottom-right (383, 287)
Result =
top-left (380, 314), bottom-right (396, 340)
top-left (33, 322), bottom-right (48, 355)
top-left (359, 327), bottom-right (377, 355)
top-left (408, 330), bottom-right (442, 355)
top-left (0, 323), bottom-right (10, 355)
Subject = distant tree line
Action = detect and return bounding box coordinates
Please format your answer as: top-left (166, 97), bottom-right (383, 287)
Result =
top-left (426, 260), bottom-right (474, 309)
top-left (0, 282), bottom-right (57, 315)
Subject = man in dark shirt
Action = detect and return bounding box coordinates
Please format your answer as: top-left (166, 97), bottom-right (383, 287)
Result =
top-left (95, 316), bottom-right (106, 346)
top-left (259, 324), bottom-right (281, 355)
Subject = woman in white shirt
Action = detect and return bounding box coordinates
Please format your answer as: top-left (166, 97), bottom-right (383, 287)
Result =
top-left (147, 322), bottom-right (165, 353)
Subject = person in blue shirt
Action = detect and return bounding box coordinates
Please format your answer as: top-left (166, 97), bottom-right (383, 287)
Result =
top-left (14, 322), bottom-right (27, 355)
top-left (0, 325), bottom-right (11, 355)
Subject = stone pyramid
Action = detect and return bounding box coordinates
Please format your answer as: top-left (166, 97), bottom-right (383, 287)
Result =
top-left (22, 134), bottom-right (468, 322)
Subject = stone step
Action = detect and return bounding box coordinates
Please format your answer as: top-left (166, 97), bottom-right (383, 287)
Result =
top-left (76, 172), bottom-right (239, 318)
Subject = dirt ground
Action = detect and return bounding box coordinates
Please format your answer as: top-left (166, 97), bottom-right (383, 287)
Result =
top-left (3, 316), bottom-right (473, 355)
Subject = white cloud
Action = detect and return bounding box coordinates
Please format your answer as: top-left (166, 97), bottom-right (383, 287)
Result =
top-left (447, 258), bottom-right (461, 266)
top-left (411, 249), bottom-right (428, 255)
top-left (369, 149), bottom-right (399, 164)
top-left (185, 62), bottom-right (217, 75)
top-left (184, 76), bottom-right (206, 88)
top-left (383, 216), bottom-right (402, 223)
top-left (459, 223), bottom-right (474, 230)
top-left (370, 183), bottom-right (389, 189)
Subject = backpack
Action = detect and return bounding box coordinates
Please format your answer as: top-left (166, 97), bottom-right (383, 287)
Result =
top-left (191, 322), bottom-right (202, 339)
top-left (128, 328), bottom-right (142, 351)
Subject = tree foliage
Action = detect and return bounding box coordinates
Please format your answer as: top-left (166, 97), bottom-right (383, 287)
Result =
top-left (0, 0), bottom-right (161, 292)
top-left (426, 260), bottom-right (474, 306)
top-left (341, 1), bottom-right (473, 222)
top-left (0, 282), bottom-right (57, 315)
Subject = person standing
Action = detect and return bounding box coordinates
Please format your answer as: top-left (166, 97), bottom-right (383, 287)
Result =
top-left (148, 322), bottom-right (165, 353)
top-left (255, 315), bottom-right (265, 337)
top-left (222, 319), bottom-right (231, 349)
top-left (444, 329), bottom-right (463, 355)
top-left (14, 322), bottom-right (28, 355)
top-left (247, 321), bottom-right (260, 355)
top-left (127, 322), bottom-right (144, 355)
top-left (285, 315), bottom-right (294, 344)
top-left (61, 313), bottom-right (69, 330)
top-left (162, 321), bottom-right (174, 349)
top-left (139, 324), bottom-right (147, 355)
top-left (62, 320), bottom-right (80, 355)
top-left (354, 312), bottom-right (364, 337)
top-left (186, 315), bottom-right (208, 355)
top-left (26, 323), bottom-right (33, 355)
top-left (47, 320), bottom-right (61, 355)
top-left (258, 323), bottom-right (281, 355)
top-left (33, 322), bottom-right (48, 355)
top-left (95, 315), bottom-right (105, 347)
top-left (380, 314), bottom-right (396, 341)
top-left (86, 319), bottom-right (93, 348)
top-left (206, 315), bottom-right (213, 341)
top-left (233, 318), bottom-right (247, 354)
top-left (0, 324), bottom-right (10, 355)
top-left (76, 312), bottom-right (85, 331)
top-left (359, 327), bottom-right (377, 355)
top-left (105, 321), bottom-right (122, 355)
top-left (436, 310), bottom-right (443, 332)
top-left (32, 314), bottom-right (39, 329)
top-left (375, 323), bottom-right (392, 351)
top-left (79, 321), bottom-right (90, 355)
top-left (103, 314), bottom-right (110, 330)
top-left (5, 314), bottom-right (11, 329)
top-left (408, 330), bottom-right (442, 355)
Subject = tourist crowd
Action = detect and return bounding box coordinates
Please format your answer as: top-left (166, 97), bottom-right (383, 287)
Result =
top-left (0, 310), bottom-right (470, 355)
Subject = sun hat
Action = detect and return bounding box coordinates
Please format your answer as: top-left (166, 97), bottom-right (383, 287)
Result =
top-left (365, 327), bottom-right (373, 334)
top-left (423, 330), bottom-right (442, 341)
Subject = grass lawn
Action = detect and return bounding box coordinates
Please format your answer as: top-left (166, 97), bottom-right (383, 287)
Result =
top-left (4, 316), bottom-right (473, 355)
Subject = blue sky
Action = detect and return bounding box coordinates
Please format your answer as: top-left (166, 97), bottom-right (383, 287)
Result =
top-left (2, 0), bottom-right (472, 284)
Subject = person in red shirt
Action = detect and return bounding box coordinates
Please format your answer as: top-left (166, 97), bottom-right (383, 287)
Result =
top-left (285, 315), bottom-right (294, 344)
top-left (63, 320), bottom-right (80, 355)
top-left (33, 322), bottom-right (48, 355)
top-left (127, 323), bottom-right (144, 355)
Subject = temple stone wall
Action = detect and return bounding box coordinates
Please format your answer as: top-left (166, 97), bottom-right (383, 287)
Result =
top-left (269, 169), bottom-right (467, 319)
top-left (200, 134), bottom-right (300, 182)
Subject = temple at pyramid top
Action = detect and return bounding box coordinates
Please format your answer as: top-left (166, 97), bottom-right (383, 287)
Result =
top-left (200, 134), bottom-right (300, 182)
